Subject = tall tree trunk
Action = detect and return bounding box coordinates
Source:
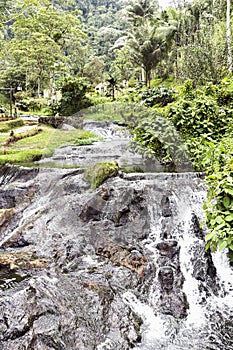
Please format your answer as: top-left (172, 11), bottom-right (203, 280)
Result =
top-left (141, 67), bottom-right (145, 83)
top-left (37, 78), bottom-right (41, 98)
top-left (146, 69), bottom-right (151, 88)
top-left (226, 0), bottom-right (232, 72)
top-left (49, 70), bottom-right (54, 102)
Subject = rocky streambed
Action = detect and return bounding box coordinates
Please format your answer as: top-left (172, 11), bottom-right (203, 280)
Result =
top-left (0, 121), bottom-right (232, 350)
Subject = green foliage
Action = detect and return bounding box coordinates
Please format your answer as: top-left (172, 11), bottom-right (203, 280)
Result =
top-left (199, 137), bottom-right (233, 259)
top-left (176, 3), bottom-right (227, 84)
top-left (58, 77), bottom-right (92, 116)
top-left (0, 0), bottom-right (84, 97)
top-left (0, 126), bottom-right (100, 165)
top-left (17, 97), bottom-right (47, 112)
top-left (84, 161), bottom-right (119, 189)
top-left (126, 18), bottom-right (177, 87)
top-left (141, 86), bottom-right (177, 107)
top-left (0, 149), bottom-right (44, 165)
top-left (215, 78), bottom-right (233, 107)
top-left (4, 128), bottom-right (42, 146)
top-left (130, 112), bottom-right (191, 170)
top-left (168, 94), bottom-right (231, 139)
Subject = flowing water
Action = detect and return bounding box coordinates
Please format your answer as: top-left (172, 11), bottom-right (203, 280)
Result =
top-left (0, 121), bottom-right (232, 350)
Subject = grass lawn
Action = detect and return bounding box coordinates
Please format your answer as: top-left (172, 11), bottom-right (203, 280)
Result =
top-left (0, 124), bottom-right (100, 166)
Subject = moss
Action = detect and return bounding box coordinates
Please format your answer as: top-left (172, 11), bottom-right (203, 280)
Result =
top-left (84, 161), bottom-right (119, 189)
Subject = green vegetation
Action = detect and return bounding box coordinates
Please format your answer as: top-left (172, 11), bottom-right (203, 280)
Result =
top-left (0, 125), bottom-right (100, 165)
top-left (0, 119), bottom-right (24, 133)
top-left (195, 136), bottom-right (233, 258)
top-left (127, 78), bottom-right (233, 259)
top-left (84, 161), bottom-right (119, 189)
top-left (0, 0), bottom-right (232, 257)
top-left (4, 128), bottom-right (42, 146)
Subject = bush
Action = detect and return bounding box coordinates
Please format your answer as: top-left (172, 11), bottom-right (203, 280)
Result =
top-left (141, 86), bottom-right (177, 107)
top-left (17, 97), bottom-right (47, 112)
top-left (130, 113), bottom-right (191, 170)
top-left (58, 77), bottom-right (92, 116)
top-left (168, 95), bottom-right (231, 140)
top-left (198, 137), bottom-right (233, 259)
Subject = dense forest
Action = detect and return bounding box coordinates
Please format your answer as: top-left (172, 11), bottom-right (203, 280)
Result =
top-left (0, 0), bottom-right (232, 257)
top-left (0, 0), bottom-right (231, 100)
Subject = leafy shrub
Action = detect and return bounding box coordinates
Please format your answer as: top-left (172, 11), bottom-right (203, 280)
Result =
top-left (216, 79), bottom-right (233, 107)
top-left (58, 77), bottom-right (92, 116)
top-left (42, 101), bottom-right (60, 116)
top-left (131, 113), bottom-right (192, 171)
top-left (141, 86), bottom-right (177, 107)
top-left (168, 95), bottom-right (231, 140)
top-left (17, 97), bottom-right (47, 112)
top-left (199, 137), bottom-right (233, 259)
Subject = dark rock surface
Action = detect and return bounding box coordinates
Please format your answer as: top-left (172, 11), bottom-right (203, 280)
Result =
top-left (156, 240), bottom-right (188, 318)
top-left (0, 125), bottom-right (230, 350)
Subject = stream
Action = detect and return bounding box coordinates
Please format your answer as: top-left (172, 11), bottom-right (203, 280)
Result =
top-left (0, 120), bottom-right (233, 350)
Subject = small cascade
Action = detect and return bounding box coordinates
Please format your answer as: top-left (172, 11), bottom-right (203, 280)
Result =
top-left (119, 174), bottom-right (233, 350)
top-left (0, 122), bottom-right (232, 350)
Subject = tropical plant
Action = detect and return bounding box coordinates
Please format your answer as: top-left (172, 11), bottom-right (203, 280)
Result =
top-left (58, 77), bottom-right (92, 116)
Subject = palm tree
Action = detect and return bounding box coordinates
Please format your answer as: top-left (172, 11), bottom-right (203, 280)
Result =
top-left (126, 0), bottom-right (158, 26)
top-left (126, 19), bottom-right (177, 87)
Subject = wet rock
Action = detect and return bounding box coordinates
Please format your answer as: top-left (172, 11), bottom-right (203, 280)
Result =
top-left (159, 292), bottom-right (189, 319)
top-left (156, 240), bottom-right (188, 318)
top-left (191, 213), bottom-right (204, 240)
top-left (79, 188), bottom-right (112, 222)
top-left (96, 241), bottom-right (147, 277)
top-left (156, 240), bottom-right (179, 259)
top-left (1, 234), bottom-right (30, 249)
top-left (0, 274), bottom-right (142, 349)
top-left (158, 267), bottom-right (174, 291)
top-left (191, 243), bottom-right (218, 295)
top-left (0, 188), bottom-right (30, 208)
top-left (161, 194), bottom-right (172, 217)
top-left (0, 164), bottom-right (39, 187)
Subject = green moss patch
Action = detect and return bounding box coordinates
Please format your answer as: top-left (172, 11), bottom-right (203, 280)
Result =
top-left (84, 161), bottom-right (119, 189)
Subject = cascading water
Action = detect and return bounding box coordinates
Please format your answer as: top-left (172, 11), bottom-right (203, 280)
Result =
top-left (120, 174), bottom-right (233, 350)
top-left (0, 121), bottom-right (232, 350)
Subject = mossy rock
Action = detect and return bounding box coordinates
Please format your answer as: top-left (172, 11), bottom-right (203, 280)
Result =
top-left (84, 161), bottom-right (119, 189)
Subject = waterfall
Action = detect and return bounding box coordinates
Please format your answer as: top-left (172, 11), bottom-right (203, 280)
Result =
top-left (0, 122), bottom-right (232, 350)
top-left (118, 174), bottom-right (233, 350)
